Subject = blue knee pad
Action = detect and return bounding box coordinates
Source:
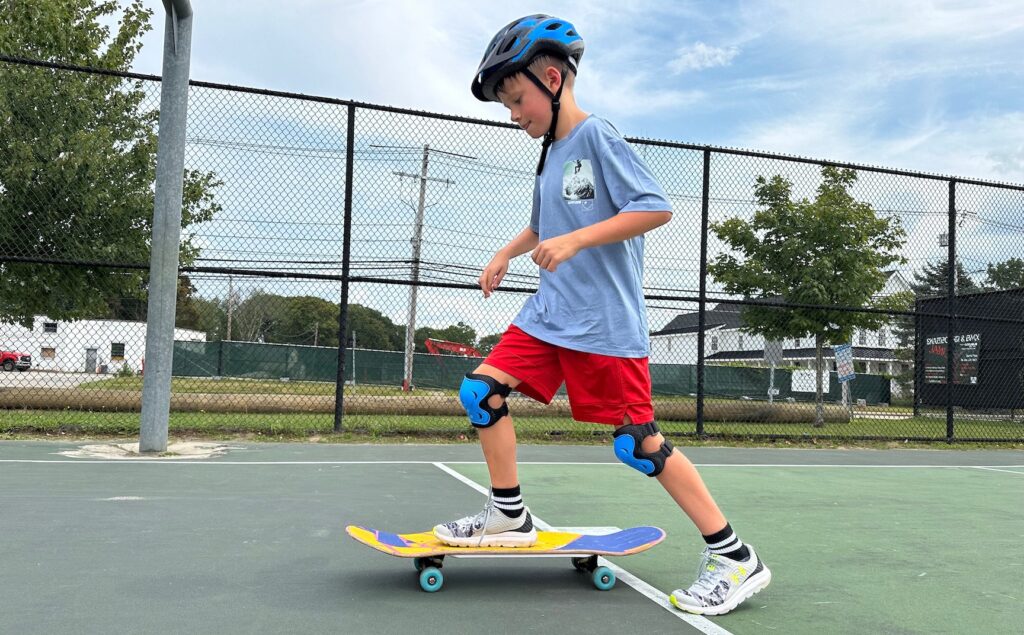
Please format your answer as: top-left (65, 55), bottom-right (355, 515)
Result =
top-left (459, 373), bottom-right (512, 428)
top-left (613, 422), bottom-right (675, 477)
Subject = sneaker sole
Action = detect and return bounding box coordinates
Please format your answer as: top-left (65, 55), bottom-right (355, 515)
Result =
top-left (432, 531), bottom-right (538, 548)
top-left (670, 566), bottom-right (772, 616)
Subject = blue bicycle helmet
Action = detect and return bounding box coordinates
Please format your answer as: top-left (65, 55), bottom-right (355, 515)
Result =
top-left (472, 15), bottom-right (585, 174)
top-left (471, 14), bottom-right (584, 103)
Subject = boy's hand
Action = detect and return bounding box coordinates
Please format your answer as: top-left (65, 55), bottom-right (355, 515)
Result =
top-left (479, 252), bottom-right (510, 298)
top-left (532, 234), bottom-right (582, 272)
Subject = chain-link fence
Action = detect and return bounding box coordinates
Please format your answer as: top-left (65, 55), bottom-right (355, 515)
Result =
top-left (2, 56), bottom-right (1022, 442)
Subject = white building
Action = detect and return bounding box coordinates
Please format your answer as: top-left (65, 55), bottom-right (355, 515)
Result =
top-left (650, 272), bottom-right (913, 376)
top-left (0, 316), bottom-right (205, 374)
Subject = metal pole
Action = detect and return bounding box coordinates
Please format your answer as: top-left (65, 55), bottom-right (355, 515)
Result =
top-left (139, 0), bottom-right (193, 453)
top-left (913, 296), bottom-right (921, 418)
top-left (334, 104), bottom-right (355, 433)
top-left (945, 179), bottom-right (956, 442)
top-left (696, 148), bottom-right (711, 436)
top-left (402, 145), bottom-right (430, 392)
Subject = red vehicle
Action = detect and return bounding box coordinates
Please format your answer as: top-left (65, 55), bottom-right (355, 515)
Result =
top-left (424, 338), bottom-right (483, 358)
top-left (1, 349), bottom-right (31, 372)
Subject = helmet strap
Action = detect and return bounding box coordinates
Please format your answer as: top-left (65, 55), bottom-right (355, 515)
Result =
top-left (524, 69), bottom-right (565, 175)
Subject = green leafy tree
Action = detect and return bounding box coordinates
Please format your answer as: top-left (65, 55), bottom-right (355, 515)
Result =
top-left (477, 332), bottom-right (504, 354)
top-left (985, 257), bottom-right (1024, 291)
top-left (278, 296), bottom-right (339, 348)
top-left (0, 0), bottom-right (221, 327)
top-left (344, 304), bottom-right (403, 351)
top-left (709, 166), bottom-right (907, 425)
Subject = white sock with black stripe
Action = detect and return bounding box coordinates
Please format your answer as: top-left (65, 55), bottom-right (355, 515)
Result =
top-left (491, 485), bottom-right (524, 518)
top-left (703, 522), bottom-right (750, 562)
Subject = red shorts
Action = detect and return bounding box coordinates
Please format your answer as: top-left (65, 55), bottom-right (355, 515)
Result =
top-left (483, 324), bottom-right (654, 425)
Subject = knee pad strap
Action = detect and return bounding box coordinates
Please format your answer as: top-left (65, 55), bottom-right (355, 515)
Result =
top-left (613, 422), bottom-right (675, 477)
top-left (459, 373), bottom-right (512, 428)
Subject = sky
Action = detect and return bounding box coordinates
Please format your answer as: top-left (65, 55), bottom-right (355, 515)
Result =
top-left (125, 0), bottom-right (1024, 183)
top-left (104, 0), bottom-right (1024, 338)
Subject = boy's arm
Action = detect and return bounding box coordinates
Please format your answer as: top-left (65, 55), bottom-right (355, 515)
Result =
top-left (532, 210), bottom-right (671, 272)
top-left (500, 226), bottom-right (540, 259)
top-left (479, 226), bottom-right (539, 298)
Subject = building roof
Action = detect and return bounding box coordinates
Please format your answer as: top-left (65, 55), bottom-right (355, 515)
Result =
top-left (653, 301), bottom-right (766, 335)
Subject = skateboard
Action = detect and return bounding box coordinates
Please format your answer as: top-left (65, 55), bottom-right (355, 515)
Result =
top-left (346, 524), bottom-right (665, 592)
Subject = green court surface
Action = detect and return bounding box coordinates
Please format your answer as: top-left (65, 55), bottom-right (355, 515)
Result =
top-left (1, 441), bottom-right (1022, 634)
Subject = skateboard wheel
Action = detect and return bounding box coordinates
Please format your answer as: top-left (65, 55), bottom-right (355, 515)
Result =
top-left (419, 567), bottom-right (444, 592)
top-left (592, 566), bottom-right (615, 591)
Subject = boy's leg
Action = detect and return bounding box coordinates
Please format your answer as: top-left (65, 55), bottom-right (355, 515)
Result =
top-left (433, 326), bottom-right (562, 547)
top-left (473, 363), bottom-right (521, 488)
top-left (633, 425), bottom-right (726, 535)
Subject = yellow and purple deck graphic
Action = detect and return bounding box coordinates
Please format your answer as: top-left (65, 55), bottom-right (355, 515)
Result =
top-left (346, 525), bottom-right (665, 592)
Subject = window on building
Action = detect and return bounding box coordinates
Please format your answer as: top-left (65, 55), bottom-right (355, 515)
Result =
top-left (111, 343), bottom-right (126, 361)
top-left (738, 335), bottom-right (745, 350)
top-left (859, 331), bottom-right (868, 345)
top-left (711, 336), bottom-right (718, 351)
top-left (41, 347), bottom-right (56, 359)
top-left (795, 338), bottom-right (802, 347)
top-left (43, 322), bottom-right (58, 333)
top-left (878, 330), bottom-right (887, 346)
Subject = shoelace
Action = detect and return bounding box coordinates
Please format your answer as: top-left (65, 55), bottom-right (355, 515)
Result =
top-left (451, 490), bottom-right (495, 546)
top-left (688, 551), bottom-right (728, 597)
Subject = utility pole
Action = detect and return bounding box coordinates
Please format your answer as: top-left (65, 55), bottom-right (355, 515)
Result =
top-left (394, 145), bottom-right (454, 392)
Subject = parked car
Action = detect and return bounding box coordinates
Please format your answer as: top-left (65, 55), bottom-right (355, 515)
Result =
top-left (1, 350), bottom-right (31, 372)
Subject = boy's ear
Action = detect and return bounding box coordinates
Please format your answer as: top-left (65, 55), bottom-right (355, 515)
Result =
top-left (542, 65), bottom-right (563, 92)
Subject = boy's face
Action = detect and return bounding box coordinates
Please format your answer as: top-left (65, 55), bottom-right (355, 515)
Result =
top-left (497, 73), bottom-right (551, 140)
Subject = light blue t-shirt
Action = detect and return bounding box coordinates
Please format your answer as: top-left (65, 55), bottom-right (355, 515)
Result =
top-left (512, 115), bottom-right (672, 358)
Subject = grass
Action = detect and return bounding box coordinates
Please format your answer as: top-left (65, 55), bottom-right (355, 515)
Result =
top-left (76, 376), bottom-right (443, 397)
top-left (2, 409), bottom-right (1021, 448)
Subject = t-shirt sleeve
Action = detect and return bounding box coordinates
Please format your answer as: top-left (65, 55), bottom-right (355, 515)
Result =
top-left (530, 176), bottom-right (541, 233)
top-left (601, 134), bottom-right (673, 214)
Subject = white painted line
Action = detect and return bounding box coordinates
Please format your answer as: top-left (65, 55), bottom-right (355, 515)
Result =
top-left (966, 466), bottom-right (1024, 476)
top-left (431, 462), bottom-right (733, 635)
top-left (1, 458), bottom-right (1021, 469)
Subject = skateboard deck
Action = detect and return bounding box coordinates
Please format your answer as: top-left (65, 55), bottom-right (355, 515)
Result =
top-left (346, 525), bottom-right (665, 592)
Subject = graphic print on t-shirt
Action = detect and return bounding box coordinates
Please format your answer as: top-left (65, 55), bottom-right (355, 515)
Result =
top-left (563, 159), bottom-right (595, 205)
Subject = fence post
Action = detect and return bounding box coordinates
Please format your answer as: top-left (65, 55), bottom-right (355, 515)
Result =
top-left (945, 179), bottom-right (957, 442)
top-left (697, 148), bottom-right (711, 436)
top-left (913, 297), bottom-right (920, 418)
top-left (139, 0), bottom-right (193, 453)
top-left (334, 104), bottom-right (355, 433)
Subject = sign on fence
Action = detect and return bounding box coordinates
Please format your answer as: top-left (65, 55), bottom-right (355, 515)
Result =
top-left (835, 343), bottom-right (855, 383)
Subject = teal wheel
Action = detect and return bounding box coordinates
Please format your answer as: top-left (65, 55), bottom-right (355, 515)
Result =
top-left (592, 566), bottom-right (615, 591)
top-left (419, 567), bottom-right (444, 592)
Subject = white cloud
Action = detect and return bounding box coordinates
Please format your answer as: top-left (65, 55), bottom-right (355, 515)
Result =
top-left (669, 42), bottom-right (739, 74)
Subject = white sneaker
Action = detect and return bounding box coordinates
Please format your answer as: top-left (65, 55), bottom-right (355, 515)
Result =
top-left (670, 546), bottom-right (772, 615)
top-left (433, 497), bottom-right (537, 548)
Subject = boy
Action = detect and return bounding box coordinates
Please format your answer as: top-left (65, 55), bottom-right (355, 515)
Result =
top-left (435, 15), bottom-right (771, 616)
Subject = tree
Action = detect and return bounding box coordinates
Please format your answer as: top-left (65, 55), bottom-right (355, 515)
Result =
top-left (985, 257), bottom-right (1024, 291)
top-left (477, 332), bottom-right (504, 354)
top-left (0, 0), bottom-right (221, 327)
top-left (278, 296), bottom-right (339, 348)
top-left (344, 304), bottom-right (403, 351)
top-left (709, 166), bottom-right (907, 426)
top-left (910, 260), bottom-right (980, 297)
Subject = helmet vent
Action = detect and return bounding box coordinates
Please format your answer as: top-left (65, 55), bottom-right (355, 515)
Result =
top-left (566, 29), bottom-right (576, 36)
top-left (546, 22), bottom-right (562, 30)
top-left (501, 36), bottom-right (518, 54)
